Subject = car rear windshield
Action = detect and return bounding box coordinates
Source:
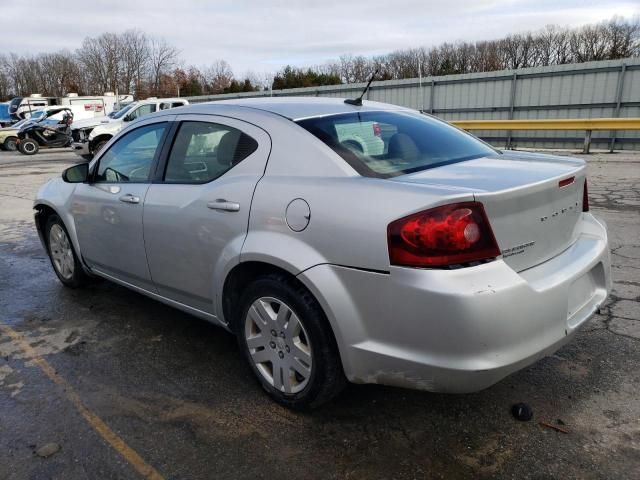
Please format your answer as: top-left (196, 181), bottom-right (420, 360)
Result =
top-left (296, 111), bottom-right (497, 178)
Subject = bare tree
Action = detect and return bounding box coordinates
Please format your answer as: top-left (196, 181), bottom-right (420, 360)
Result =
top-left (605, 16), bottom-right (640, 58)
top-left (76, 33), bottom-right (120, 93)
top-left (38, 51), bottom-right (82, 96)
top-left (0, 56), bottom-right (10, 99)
top-left (571, 23), bottom-right (610, 62)
top-left (119, 30), bottom-right (150, 96)
top-left (243, 70), bottom-right (268, 91)
top-left (150, 38), bottom-right (179, 95)
top-left (203, 60), bottom-right (234, 93)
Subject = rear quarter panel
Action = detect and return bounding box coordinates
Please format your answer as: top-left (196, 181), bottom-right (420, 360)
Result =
top-left (242, 119), bottom-right (476, 272)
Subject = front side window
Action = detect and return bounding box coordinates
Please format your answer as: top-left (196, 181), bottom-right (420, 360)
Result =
top-left (164, 121), bottom-right (258, 183)
top-left (95, 123), bottom-right (166, 183)
top-left (127, 103), bottom-right (156, 121)
top-left (297, 111), bottom-right (497, 178)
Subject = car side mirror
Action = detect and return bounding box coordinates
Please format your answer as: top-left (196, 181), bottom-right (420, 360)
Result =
top-left (62, 163), bottom-right (89, 183)
top-left (124, 115), bottom-right (132, 122)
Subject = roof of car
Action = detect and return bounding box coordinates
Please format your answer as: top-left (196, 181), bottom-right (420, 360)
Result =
top-left (205, 97), bottom-right (409, 121)
top-left (140, 97), bottom-right (186, 104)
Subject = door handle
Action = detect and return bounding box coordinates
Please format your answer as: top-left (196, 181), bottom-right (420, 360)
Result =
top-left (119, 194), bottom-right (140, 204)
top-left (207, 199), bottom-right (240, 212)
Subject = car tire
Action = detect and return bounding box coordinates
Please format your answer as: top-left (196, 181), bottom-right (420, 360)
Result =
top-left (235, 273), bottom-right (346, 409)
top-left (92, 139), bottom-right (109, 155)
top-left (18, 138), bottom-right (39, 155)
top-left (4, 136), bottom-right (18, 151)
top-left (45, 214), bottom-right (90, 288)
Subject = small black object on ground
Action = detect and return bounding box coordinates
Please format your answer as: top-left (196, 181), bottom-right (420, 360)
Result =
top-left (511, 402), bottom-right (534, 421)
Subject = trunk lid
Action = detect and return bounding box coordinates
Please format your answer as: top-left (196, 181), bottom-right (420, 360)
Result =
top-left (392, 151), bottom-right (586, 272)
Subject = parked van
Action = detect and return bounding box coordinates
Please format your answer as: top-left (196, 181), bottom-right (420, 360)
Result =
top-left (70, 97), bottom-right (188, 159)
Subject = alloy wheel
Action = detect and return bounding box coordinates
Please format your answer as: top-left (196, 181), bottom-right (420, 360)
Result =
top-left (49, 224), bottom-right (74, 280)
top-left (244, 296), bottom-right (313, 394)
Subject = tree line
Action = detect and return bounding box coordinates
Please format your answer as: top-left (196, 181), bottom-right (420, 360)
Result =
top-left (319, 16), bottom-right (639, 83)
top-left (0, 31), bottom-right (262, 101)
top-left (0, 16), bottom-right (637, 101)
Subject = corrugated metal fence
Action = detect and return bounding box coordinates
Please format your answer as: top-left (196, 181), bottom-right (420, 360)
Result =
top-left (185, 58), bottom-right (640, 150)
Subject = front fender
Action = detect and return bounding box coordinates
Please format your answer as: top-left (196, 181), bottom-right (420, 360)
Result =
top-left (0, 130), bottom-right (17, 142)
top-left (34, 179), bottom-right (83, 264)
top-left (88, 123), bottom-right (121, 141)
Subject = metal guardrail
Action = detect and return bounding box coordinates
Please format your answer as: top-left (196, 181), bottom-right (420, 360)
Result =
top-left (452, 118), bottom-right (640, 153)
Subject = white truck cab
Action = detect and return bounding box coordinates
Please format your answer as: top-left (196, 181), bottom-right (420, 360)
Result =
top-left (70, 97), bottom-right (188, 159)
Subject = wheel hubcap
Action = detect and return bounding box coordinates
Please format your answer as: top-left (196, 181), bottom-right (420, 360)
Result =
top-left (245, 297), bottom-right (313, 394)
top-left (49, 224), bottom-right (74, 280)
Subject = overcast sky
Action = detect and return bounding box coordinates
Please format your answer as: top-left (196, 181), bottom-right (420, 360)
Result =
top-left (4, 0), bottom-right (639, 76)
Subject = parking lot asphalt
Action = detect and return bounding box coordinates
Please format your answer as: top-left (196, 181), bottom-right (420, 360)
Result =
top-left (0, 148), bottom-right (638, 480)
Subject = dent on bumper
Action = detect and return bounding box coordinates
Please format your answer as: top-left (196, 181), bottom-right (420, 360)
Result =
top-left (299, 214), bottom-right (611, 393)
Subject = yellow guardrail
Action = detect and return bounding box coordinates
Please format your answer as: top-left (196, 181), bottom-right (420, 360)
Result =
top-left (451, 118), bottom-right (640, 131)
top-left (451, 118), bottom-right (640, 153)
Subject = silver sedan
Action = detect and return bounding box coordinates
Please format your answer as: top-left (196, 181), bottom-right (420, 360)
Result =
top-left (34, 98), bottom-right (611, 408)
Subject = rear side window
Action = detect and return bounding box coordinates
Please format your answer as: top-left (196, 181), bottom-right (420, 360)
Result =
top-left (159, 102), bottom-right (186, 110)
top-left (296, 111), bottom-right (496, 178)
top-left (164, 121), bottom-right (258, 183)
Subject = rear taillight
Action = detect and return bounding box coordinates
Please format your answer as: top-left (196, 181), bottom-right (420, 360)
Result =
top-left (388, 202), bottom-right (500, 268)
top-left (582, 179), bottom-right (589, 212)
top-left (372, 122), bottom-right (381, 137)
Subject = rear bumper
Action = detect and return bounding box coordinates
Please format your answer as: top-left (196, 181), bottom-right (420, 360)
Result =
top-left (299, 213), bottom-right (611, 393)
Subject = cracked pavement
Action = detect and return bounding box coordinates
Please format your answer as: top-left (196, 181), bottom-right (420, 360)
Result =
top-left (0, 149), bottom-right (638, 479)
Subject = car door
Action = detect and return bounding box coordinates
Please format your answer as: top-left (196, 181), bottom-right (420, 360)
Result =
top-left (72, 119), bottom-right (170, 290)
top-left (143, 115), bottom-right (271, 315)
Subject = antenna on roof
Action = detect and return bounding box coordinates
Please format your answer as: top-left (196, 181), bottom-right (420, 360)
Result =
top-left (344, 69), bottom-right (378, 106)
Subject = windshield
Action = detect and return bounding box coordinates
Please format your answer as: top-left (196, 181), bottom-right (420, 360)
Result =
top-left (111, 103), bottom-right (137, 119)
top-left (296, 111), bottom-right (497, 178)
